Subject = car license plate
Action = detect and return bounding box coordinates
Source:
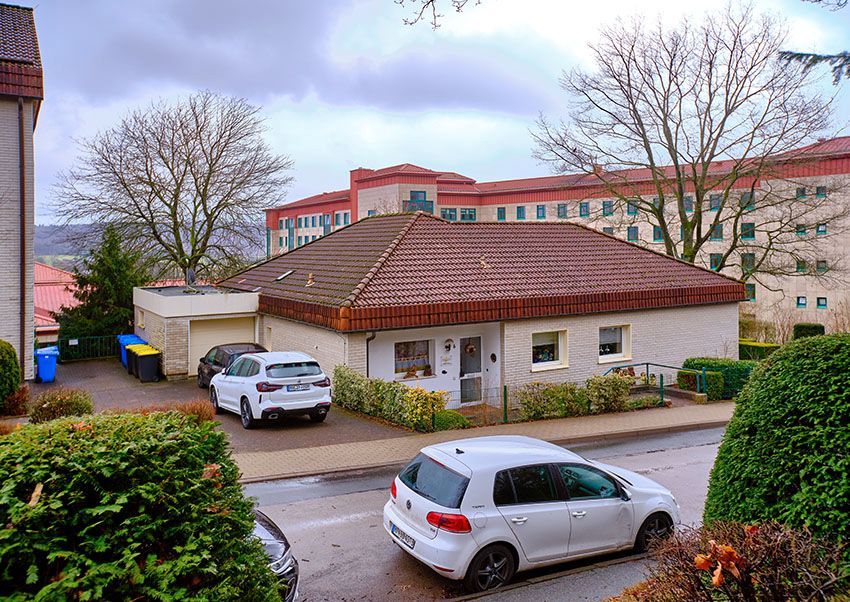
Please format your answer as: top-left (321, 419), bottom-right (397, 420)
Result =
top-left (286, 384), bottom-right (310, 392)
top-left (390, 522), bottom-right (415, 549)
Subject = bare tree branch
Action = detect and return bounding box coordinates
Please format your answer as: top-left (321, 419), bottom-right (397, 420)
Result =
top-left (395, 0), bottom-right (478, 27)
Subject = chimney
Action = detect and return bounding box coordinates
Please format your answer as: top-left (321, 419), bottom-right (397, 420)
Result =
top-left (349, 168), bottom-right (373, 220)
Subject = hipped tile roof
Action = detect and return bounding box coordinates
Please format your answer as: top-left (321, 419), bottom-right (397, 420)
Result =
top-left (0, 3), bottom-right (42, 99)
top-left (221, 213), bottom-right (745, 331)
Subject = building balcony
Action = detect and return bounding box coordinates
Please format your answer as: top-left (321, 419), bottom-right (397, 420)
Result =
top-left (403, 200), bottom-right (434, 214)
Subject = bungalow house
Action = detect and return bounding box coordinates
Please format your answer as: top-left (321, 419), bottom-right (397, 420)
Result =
top-left (136, 213), bottom-right (744, 403)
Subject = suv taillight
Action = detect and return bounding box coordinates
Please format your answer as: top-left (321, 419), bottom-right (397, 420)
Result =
top-left (426, 512), bottom-right (471, 533)
top-left (391, 480), bottom-right (397, 500)
top-left (314, 377), bottom-right (331, 387)
top-left (256, 382), bottom-right (284, 392)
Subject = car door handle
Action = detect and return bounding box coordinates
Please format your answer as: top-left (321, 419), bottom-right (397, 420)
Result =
top-left (571, 511), bottom-right (587, 518)
top-left (510, 517), bottom-right (528, 524)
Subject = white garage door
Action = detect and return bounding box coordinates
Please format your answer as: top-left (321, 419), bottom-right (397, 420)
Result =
top-left (189, 317), bottom-right (256, 366)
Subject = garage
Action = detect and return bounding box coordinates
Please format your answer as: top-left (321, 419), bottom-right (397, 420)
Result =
top-left (189, 317), bottom-right (257, 367)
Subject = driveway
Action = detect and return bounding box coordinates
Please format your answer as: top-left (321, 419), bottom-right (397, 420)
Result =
top-left (30, 359), bottom-right (408, 453)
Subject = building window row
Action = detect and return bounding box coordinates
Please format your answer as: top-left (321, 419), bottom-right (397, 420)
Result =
top-left (796, 186), bottom-right (828, 199)
top-left (797, 296), bottom-right (829, 309)
top-left (531, 325), bottom-right (631, 370)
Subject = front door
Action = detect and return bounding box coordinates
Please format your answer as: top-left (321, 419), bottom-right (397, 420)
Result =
top-left (459, 336), bottom-right (482, 403)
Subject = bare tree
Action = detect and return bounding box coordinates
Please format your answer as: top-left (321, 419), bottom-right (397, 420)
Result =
top-left (56, 90), bottom-right (294, 279)
top-left (533, 5), bottom-right (849, 289)
top-left (395, 0), bottom-right (478, 27)
top-left (780, 0), bottom-right (849, 84)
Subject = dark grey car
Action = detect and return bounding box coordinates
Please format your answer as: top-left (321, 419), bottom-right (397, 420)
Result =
top-left (197, 343), bottom-right (267, 388)
top-left (254, 509), bottom-right (299, 601)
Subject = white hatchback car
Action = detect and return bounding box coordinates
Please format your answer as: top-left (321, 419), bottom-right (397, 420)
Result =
top-left (383, 435), bottom-right (679, 593)
top-left (209, 352), bottom-right (332, 429)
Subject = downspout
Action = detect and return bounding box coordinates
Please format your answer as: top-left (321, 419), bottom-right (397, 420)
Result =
top-left (365, 331), bottom-right (376, 377)
top-left (17, 97), bottom-right (26, 378)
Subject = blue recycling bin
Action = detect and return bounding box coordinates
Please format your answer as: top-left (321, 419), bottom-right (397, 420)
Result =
top-left (117, 334), bottom-right (145, 367)
top-left (35, 346), bottom-right (59, 383)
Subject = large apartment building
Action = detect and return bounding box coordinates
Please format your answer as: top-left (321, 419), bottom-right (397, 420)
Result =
top-left (265, 137), bottom-right (850, 325)
top-left (0, 4), bottom-right (42, 380)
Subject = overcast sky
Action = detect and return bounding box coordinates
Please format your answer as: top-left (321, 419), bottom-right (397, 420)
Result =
top-left (24, 0), bottom-right (850, 224)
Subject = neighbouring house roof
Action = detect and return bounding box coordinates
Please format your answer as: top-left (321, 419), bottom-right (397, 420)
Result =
top-left (0, 3), bottom-right (42, 100)
top-left (34, 262), bottom-right (77, 332)
top-left (220, 212), bottom-right (745, 331)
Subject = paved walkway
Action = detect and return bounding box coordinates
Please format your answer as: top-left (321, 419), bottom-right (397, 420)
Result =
top-left (235, 402), bottom-right (734, 482)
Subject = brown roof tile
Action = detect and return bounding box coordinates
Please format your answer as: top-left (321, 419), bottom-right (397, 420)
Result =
top-left (0, 3), bottom-right (42, 99)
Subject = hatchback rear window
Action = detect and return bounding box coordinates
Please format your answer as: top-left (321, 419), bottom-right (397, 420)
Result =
top-left (399, 453), bottom-right (469, 509)
top-left (266, 361), bottom-right (322, 378)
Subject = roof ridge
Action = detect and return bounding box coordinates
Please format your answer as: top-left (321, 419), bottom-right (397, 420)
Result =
top-left (341, 212), bottom-right (424, 308)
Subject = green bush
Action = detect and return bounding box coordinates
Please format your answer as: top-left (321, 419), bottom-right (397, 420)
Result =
top-left (586, 374), bottom-right (632, 414)
top-left (0, 412), bottom-right (282, 601)
top-left (738, 340), bottom-right (781, 361)
top-left (683, 357), bottom-right (759, 399)
top-left (0, 340), bottom-right (21, 416)
top-left (624, 396), bottom-right (665, 411)
top-left (27, 387), bottom-right (94, 424)
top-left (792, 322), bottom-right (825, 339)
top-left (433, 409), bottom-right (472, 431)
top-left (677, 370), bottom-right (724, 401)
top-left (516, 382), bottom-right (589, 421)
top-left (704, 334), bottom-right (850, 544)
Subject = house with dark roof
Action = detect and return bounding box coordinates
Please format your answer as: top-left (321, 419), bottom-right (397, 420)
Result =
top-left (136, 213), bottom-right (745, 401)
top-left (0, 3), bottom-right (43, 379)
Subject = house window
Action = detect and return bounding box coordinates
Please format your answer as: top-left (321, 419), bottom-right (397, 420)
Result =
top-left (410, 190), bottom-right (427, 201)
top-left (710, 253), bottom-right (722, 270)
top-left (441, 208), bottom-right (457, 221)
top-left (652, 197), bottom-right (661, 208)
top-left (517, 206), bottom-right (526, 220)
top-left (815, 186), bottom-right (827, 199)
top-left (627, 226), bottom-right (638, 241)
top-left (742, 253), bottom-right (755, 273)
top-left (497, 207), bottom-right (506, 221)
top-left (796, 259), bottom-right (807, 273)
top-left (278, 219), bottom-right (284, 229)
top-left (579, 202), bottom-right (590, 217)
top-left (311, 215), bottom-right (317, 228)
top-left (709, 194), bottom-right (721, 211)
top-left (537, 204), bottom-right (546, 219)
top-left (297, 217), bottom-right (303, 228)
top-left (278, 236), bottom-right (283, 248)
top-left (653, 226), bottom-right (663, 242)
top-left (602, 200), bottom-right (614, 216)
top-left (796, 296), bottom-right (807, 309)
top-left (796, 187), bottom-right (807, 199)
top-left (297, 236), bottom-right (302, 246)
top-left (335, 212), bottom-right (342, 226)
top-left (531, 331), bottom-right (567, 368)
top-left (710, 224), bottom-right (723, 240)
top-left (796, 224), bottom-right (807, 236)
top-left (740, 192), bottom-right (754, 210)
top-left (344, 211), bottom-right (350, 225)
top-left (602, 227), bottom-right (614, 235)
top-left (816, 223), bottom-right (827, 236)
top-left (745, 283), bottom-right (756, 302)
top-left (367, 209), bottom-right (377, 216)
top-left (683, 195), bottom-right (693, 212)
top-left (680, 224), bottom-right (685, 240)
top-left (460, 208), bottom-right (477, 222)
top-left (817, 297), bottom-right (828, 309)
top-left (816, 260), bottom-right (828, 273)
top-left (394, 340), bottom-right (432, 377)
top-left (627, 201), bottom-right (638, 216)
top-left (599, 326), bottom-right (629, 360)
top-left (741, 222), bottom-right (755, 240)
top-left (557, 203), bottom-right (568, 219)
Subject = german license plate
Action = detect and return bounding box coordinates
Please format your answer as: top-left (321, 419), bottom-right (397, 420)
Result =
top-left (287, 384), bottom-right (310, 392)
top-left (391, 522), bottom-right (415, 549)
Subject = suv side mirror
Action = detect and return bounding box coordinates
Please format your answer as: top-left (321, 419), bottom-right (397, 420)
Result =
top-left (620, 488), bottom-right (632, 502)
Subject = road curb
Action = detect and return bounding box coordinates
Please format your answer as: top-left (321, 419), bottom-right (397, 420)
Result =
top-left (237, 418), bottom-right (729, 484)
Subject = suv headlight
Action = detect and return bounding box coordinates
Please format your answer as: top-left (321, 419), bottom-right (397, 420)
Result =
top-left (270, 548), bottom-right (293, 573)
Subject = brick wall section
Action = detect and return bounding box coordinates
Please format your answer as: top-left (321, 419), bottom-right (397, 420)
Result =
top-left (501, 302), bottom-right (739, 389)
top-left (0, 98), bottom-right (35, 379)
top-left (260, 315), bottom-right (349, 373)
top-left (134, 312), bottom-right (189, 379)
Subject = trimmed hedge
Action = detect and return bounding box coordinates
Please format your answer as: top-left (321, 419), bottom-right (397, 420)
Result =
top-left (333, 366), bottom-right (447, 432)
top-left (0, 340), bottom-right (20, 416)
top-left (27, 388), bottom-right (94, 424)
top-left (586, 374), bottom-right (632, 413)
top-left (516, 382), bottom-right (589, 421)
top-left (703, 334), bottom-right (850, 544)
top-left (0, 412), bottom-right (282, 601)
top-left (738, 339), bottom-right (781, 361)
top-left (677, 370), bottom-right (724, 401)
top-left (433, 410), bottom-right (472, 431)
top-left (683, 357), bottom-right (758, 399)
top-left (792, 322), bottom-right (825, 339)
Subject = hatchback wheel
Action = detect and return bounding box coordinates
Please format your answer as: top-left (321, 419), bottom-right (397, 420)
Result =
top-left (463, 544), bottom-right (515, 593)
top-left (240, 398), bottom-right (256, 429)
top-left (635, 512), bottom-right (673, 552)
top-left (210, 387), bottom-right (223, 415)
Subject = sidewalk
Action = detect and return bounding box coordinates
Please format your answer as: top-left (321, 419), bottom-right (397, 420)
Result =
top-left (234, 402), bottom-right (734, 483)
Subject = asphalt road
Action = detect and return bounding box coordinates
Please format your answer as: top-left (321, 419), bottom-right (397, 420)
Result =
top-left (246, 427), bottom-right (725, 602)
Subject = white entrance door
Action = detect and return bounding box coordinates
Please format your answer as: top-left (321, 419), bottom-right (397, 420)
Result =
top-left (459, 336), bottom-right (482, 403)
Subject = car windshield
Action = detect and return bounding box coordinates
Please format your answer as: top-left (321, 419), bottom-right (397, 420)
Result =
top-left (399, 453), bottom-right (469, 509)
top-left (266, 361), bottom-right (322, 378)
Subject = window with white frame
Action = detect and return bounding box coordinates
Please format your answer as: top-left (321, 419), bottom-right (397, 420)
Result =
top-left (599, 326), bottom-right (630, 359)
top-left (394, 340), bottom-right (433, 377)
top-left (531, 331), bottom-right (567, 368)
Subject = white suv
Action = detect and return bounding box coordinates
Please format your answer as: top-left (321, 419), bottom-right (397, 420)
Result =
top-left (383, 435), bottom-right (680, 593)
top-left (209, 352), bottom-right (332, 429)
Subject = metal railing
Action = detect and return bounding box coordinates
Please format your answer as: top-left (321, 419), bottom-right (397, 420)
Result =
top-left (602, 362), bottom-right (707, 393)
top-left (403, 200), bottom-right (434, 214)
top-left (57, 335), bottom-right (122, 362)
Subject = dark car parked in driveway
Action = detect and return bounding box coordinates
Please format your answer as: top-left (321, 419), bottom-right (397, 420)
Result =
top-left (197, 343), bottom-right (267, 388)
top-left (254, 509), bottom-right (299, 601)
